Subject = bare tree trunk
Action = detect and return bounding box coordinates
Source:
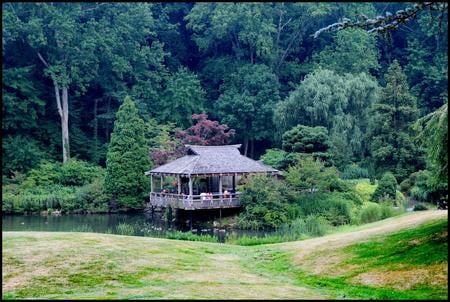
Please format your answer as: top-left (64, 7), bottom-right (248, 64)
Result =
top-left (54, 83), bottom-right (70, 163)
top-left (250, 139), bottom-right (254, 159)
top-left (37, 52), bottom-right (70, 163)
top-left (243, 136), bottom-right (249, 156)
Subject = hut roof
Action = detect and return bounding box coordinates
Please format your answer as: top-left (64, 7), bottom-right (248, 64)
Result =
top-left (145, 144), bottom-right (278, 176)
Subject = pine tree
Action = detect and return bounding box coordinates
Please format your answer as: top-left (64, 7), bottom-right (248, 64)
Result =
top-left (368, 60), bottom-right (424, 181)
top-left (105, 96), bottom-right (150, 209)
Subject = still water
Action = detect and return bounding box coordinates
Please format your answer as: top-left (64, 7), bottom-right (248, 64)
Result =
top-left (2, 212), bottom-right (264, 243)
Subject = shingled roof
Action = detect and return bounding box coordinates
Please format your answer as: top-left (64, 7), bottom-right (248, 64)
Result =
top-left (145, 145), bottom-right (278, 176)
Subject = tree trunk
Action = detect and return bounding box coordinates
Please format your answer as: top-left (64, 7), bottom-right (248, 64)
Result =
top-left (54, 83), bottom-right (70, 163)
top-left (243, 136), bottom-right (249, 156)
top-left (250, 139), bottom-right (254, 159)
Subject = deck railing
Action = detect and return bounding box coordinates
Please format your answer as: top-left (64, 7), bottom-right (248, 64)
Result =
top-left (149, 192), bottom-right (241, 210)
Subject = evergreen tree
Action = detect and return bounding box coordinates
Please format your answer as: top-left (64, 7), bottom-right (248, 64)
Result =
top-left (368, 60), bottom-right (424, 181)
top-left (105, 96), bottom-right (150, 209)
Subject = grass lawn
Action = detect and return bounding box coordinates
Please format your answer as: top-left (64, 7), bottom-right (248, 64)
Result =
top-left (2, 211), bottom-right (448, 299)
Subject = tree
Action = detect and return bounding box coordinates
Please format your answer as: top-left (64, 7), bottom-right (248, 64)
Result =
top-left (275, 69), bottom-right (380, 167)
top-left (368, 60), bottom-right (424, 181)
top-left (215, 64), bottom-right (280, 157)
top-left (161, 67), bottom-right (206, 128)
top-left (415, 102), bottom-right (448, 190)
top-left (3, 3), bottom-right (166, 163)
top-left (281, 125), bottom-right (332, 164)
top-left (105, 96), bottom-right (150, 209)
top-left (372, 172), bottom-right (397, 202)
top-left (176, 114), bottom-right (235, 146)
top-left (313, 2), bottom-right (447, 38)
top-left (313, 28), bottom-right (379, 75)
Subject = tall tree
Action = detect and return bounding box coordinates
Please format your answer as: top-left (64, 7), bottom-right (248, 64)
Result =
top-left (415, 102), bottom-right (448, 190)
top-left (105, 96), bottom-right (150, 209)
top-left (161, 67), bottom-right (206, 128)
top-left (215, 64), bottom-right (280, 157)
top-left (368, 60), bottom-right (424, 181)
top-left (313, 28), bottom-right (380, 75)
top-left (274, 69), bottom-right (380, 167)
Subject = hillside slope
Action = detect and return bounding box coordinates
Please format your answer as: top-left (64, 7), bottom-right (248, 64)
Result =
top-left (2, 210), bottom-right (447, 300)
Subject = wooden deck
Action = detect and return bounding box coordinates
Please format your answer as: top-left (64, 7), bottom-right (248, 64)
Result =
top-left (148, 192), bottom-right (241, 210)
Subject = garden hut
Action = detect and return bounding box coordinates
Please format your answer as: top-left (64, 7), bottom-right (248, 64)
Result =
top-left (144, 144), bottom-right (278, 210)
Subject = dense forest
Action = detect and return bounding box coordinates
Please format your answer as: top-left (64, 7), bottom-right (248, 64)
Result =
top-left (2, 3), bottom-right (448, 219)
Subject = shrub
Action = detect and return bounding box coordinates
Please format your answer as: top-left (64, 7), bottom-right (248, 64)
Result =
top-left (293, 193), bottom-right (353, 226)
top-left (354, 180), bottom-right (377, 203)
top-left (238, 175), bottom-right (292, 230)
top-left (286, 156), bottom-right (347, 192)
top-left (359, 202), bottom-right (382, 224)
top-left (21, 160), bottom-right (104, 188)
top-left (413, 204), bottom-right (428, 211)
top-left (116, 223), bottom-right (135, 236)
top-left (380, 201), bottom-right (395, 219)
top-left (260, 148), bottom-right (290, 170)
top-left (341, 164), bottom-right (369, 179)
top-left (372, 172), bottom-right (397, 202)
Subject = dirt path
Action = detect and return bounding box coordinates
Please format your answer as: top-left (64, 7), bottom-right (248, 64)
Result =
top-left (279, 210), bottom-right (448, 263)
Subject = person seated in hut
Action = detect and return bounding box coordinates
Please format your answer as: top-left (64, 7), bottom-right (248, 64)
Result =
top-left (208, 192), bottom-right (213, 203)
top-left (223, 189), bottom-right (230, 199)
top-left (200, 192), bottom-right (207, 203)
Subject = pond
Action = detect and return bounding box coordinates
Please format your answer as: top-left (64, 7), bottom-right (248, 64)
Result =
top-left (2, 211), bottom-right (266, 243)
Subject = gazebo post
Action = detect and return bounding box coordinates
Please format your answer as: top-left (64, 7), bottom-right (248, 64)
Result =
top-left (177, 175), bottom-right (181, 194)
top-left (219, 174), bottom-right (223, 202)
top-left (189, 175), bottom-right (193, 199)
top-left (160, 175), bottom-right (163, 191)
top-left (232, 173), bottom-right (236, 192)
top-left (150, 174), bottom-right (153, 193)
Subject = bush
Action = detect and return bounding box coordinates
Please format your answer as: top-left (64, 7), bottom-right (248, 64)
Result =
top-left (260, 148), bottom-right (290, 170)
top-left (359, 203), bottom-right (382, 224)
top-left (286, 156), bottom-right (347, 192)
top-left (413, 204), bottom-right (428, 211)
top-left (372, 172), bottom-right (397, 202)
top-left (293, 193), bottom-right (353, 226)
top-left (238, 175), bottom-right (293, 230)
top-left (341, 164), bottom-right (369, 179)
top-left (353, 180), bottom-right (377, 203)
top-left (380, 201), bottom-right (395, 219)
top-left (116, 223), bottom-right (136, 236)
top-left (22, 159), bottom-right (104, 188)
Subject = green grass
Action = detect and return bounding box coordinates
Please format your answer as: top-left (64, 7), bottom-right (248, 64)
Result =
top-left (2, 213), bottom-right (448, 299)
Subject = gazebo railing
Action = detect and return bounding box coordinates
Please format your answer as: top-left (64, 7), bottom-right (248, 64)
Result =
top-left (149, 192), bottom-right (241, 209)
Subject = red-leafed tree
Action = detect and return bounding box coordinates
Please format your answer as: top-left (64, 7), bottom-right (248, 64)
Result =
top-left (176, 114), bottom-right (236, 146)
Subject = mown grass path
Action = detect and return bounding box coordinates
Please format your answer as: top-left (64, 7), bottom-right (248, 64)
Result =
top-left (2, 210), bottom-right (447, 300)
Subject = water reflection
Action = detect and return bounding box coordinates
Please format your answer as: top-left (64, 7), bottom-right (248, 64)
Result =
top-left (2, 211), bottom-right (266, 243)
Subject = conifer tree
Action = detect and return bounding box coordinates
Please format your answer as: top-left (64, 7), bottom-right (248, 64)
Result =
top-left (368, 60), bottom-right (424, 181)
top-left (105, 96), bottom-right (150, 209)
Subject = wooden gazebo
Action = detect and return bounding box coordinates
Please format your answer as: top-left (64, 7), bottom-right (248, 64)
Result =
top-left (144, 144), bottom-right (279, 210)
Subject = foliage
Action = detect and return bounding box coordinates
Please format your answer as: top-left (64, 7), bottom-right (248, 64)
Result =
top-left (413, 204), bottom-right (428, 211)
top-left (116, 223), bottom-right (136, 236)
top-left (161, 67), bottom-right (206, 128)
top-left (275, 69), bottom-right (380, 168)
top-left (368, 60), bottom-right (424, 181)
top-left (415, 103), bottom-right (448, 191)
top-left (285, 157), bottom-right (349, 193)
top-left (293, 193), bottom-right (353, 226)
top-left (372, 172), bottom-right (398, 203)
top-left (72, 225), bottom-right (94, 232)
top-left (313, 28), bottom-right (379, 75)
top-left (341, 164), bottom-right (369, 180)
top-left (176, 113), bottom-right (235, 145)
top-left (105, 96), bottom-right (150, 209)
top-left (238, 175), bottom-right (294, 230)
top-left (215, 63), bottom-right (280, 155)
top-left (282, 125), bottom-right (331, 153)
top-left (164, 230), bottom-right (219, 243)
top-left (358, 202), bottom-right (382, 224)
